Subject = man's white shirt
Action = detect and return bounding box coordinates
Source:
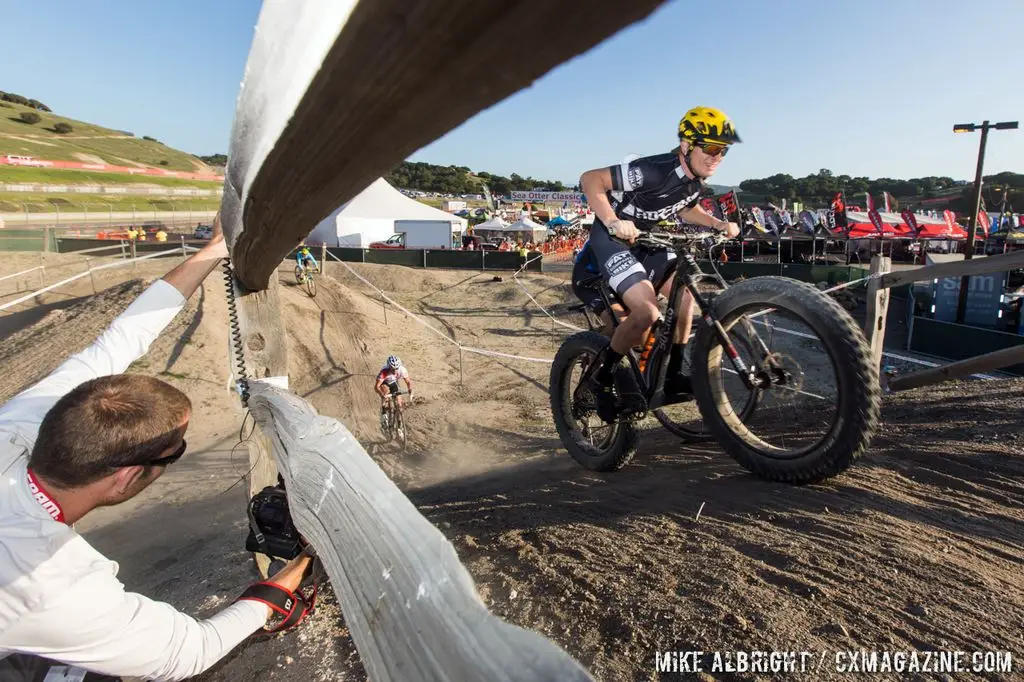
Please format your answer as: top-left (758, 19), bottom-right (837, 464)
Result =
top-left (0, 278), bottom-right (266, 681)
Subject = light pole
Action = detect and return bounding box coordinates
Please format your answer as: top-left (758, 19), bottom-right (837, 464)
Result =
top-left (952, 120), bottom-right (1018, 324)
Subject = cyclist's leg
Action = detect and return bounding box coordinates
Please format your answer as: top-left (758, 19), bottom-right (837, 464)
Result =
top-left (390, 382), bottom-right (401, 409)
top-left (646, 249), bottom-right (694, 393)
top-left (654, 272), bottom-right (696, 396)
top-left (588, 226), bottom-right (659, 419)
top-left (588, 226), bottom-right (660, 358)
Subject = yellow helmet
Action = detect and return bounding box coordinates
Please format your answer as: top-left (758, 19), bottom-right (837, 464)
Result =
top-left (678, 106), bottom-right (741, 146)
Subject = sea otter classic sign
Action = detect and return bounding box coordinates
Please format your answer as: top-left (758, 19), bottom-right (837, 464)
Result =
top-left (510, 191), bottom-right (583, 203)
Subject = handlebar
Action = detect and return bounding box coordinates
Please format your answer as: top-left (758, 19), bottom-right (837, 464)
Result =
top-left (633, 230), bottom-right (729, 250)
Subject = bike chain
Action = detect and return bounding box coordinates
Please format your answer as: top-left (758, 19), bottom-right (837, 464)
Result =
top-left (222, 258), bottom-right (251, 406)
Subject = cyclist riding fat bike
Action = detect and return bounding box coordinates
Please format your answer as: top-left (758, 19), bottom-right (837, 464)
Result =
top-left (375, 355), bottom-right (414, 412)
top-left (576, 105), bottom-right (742, 423)
top-left (295, 245), bottom-right (319, 274)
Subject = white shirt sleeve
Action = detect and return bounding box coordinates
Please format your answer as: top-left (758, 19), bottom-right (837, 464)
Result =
top-left (0, 278), bottom-right (186, 448)
top-left (3, 566), bottom-right (269, 681)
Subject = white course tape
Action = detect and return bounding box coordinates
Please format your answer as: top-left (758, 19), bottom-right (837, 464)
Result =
top-left (0, 248), bottom-right (190, 313)
top-left (326, 251), bottom-right (555, 364)
top-left (512, 276), bottom-right (585, 333)
top-left (0, 265), bottom-right (45, 283)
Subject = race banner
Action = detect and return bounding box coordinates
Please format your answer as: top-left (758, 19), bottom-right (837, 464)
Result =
top-left (717, 191), bottom-right (740, 222)
top-left (943, 210), bottom-right (957, 234)
top-left (763, 210), bottom-right (782, 235)
top-left (798, 210), bottom-right (817, 235)
top-left (901, 209), bottom-right (920, 238)
top-left (750, 206), bottom-right (767, 233)
top-left (510, 190), bottom-right (583, 203)
top-left (867, 207), bottom-right (885, 236)
top-left (977, 210), bottom-right (990, 237)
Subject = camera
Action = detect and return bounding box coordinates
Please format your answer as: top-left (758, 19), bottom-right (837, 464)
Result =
top-left (245, 476), bottom-right (303, 560)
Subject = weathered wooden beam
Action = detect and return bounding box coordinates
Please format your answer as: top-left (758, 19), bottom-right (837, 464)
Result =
top-left (878, 249), bottom-right (1024, 290)
top-left (886, 344), bottom-right (1024, 392)
top-left (863, 255), bottom-right (891, 373)
top-left (227, 272), bottom-right (289, 577)
top-left (225, 0), bottom-right (668, 290)
top-left (246, 382), bottom-right (594, 682)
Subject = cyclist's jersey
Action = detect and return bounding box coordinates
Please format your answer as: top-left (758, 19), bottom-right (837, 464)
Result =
top-left (603, 152), bottom-right (705, 229)
top-left (377, 365), bottom-right (409, 386)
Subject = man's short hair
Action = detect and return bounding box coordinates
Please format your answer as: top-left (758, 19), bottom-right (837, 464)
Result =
top-left (30, 375), bottom-right (191, 487)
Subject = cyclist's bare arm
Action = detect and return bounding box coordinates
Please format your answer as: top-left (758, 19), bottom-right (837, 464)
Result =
top-left (579, 167), bottom-right (621, 227)
top-left (678, 204), bottom-right (723, 229)
top-left (374, 377), bottom-right (386, 396)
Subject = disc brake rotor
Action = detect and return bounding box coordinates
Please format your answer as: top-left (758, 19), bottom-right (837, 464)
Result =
top-left (763, 352), bottom-right (804, 394)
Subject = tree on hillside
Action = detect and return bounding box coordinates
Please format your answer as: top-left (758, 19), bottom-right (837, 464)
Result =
top-left (199, 153), bottom-right (228, 166)
top-left (385, 161), bottom-right (568, 195)
top-left (53, 122), bottom-right (73, 134)
top-left (0, 91), bottom-right (51, 111)
top-left (735, 168), bottom-right (1008, 210)
top-left (18, 111), bottom-right (41, 125)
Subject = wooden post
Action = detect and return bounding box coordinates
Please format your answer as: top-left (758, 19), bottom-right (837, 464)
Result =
top-left (84, 258), bottom-right (96, 294)
top-left (320, 243), bottom-right (327, 273)
top-left (459, 346), bottom-right (464, 386)
top-left (233, 279), bottom-right (289, 578)
top-left (38, 267), bottom-right (45, 289)
top-left (180, 235), bottom-right (187, 261)
top-left (863, 254), bottom-right (891, 374)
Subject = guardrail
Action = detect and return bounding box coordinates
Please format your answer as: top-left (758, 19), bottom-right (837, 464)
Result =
top-left (0, 245), bottom-right (194, 313)
top-left (863, 250), bottom-right (1024, 391)
top-left (322, 246), bottom-right (544, 272)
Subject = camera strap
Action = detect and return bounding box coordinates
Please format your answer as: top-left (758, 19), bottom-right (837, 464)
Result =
top-left (237, 580), bottom-right (317, 634)
top-left (246, 498), bottom-right (271, 556)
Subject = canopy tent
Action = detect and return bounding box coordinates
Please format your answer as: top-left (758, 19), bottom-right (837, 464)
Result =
top-left (472, 216), bottom-right (509, 239)
top-left (306, 178), bottom-right (468, 247)
top-left (547, 216), bottom-right (571, 228)
top-left (503, 217), bottom-right (548, 243)
top-left (843, 210), bottom-right (969, 239)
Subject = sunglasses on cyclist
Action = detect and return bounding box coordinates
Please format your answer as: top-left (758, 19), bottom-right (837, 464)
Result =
top-left (136, 439), bottom-right (188, 467)
top-left (695, 142), bottom-right (730, 158)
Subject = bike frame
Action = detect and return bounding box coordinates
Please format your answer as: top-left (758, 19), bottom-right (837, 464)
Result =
top-left (575, 240), bottom-right (774, 411)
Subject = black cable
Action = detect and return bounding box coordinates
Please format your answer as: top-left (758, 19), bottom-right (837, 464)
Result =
top-left (223, 258), bottom-right (250, 406)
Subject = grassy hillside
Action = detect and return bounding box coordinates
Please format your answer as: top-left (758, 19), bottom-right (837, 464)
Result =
top-left (0, 192), bottom-right (220, 214)
top-left (0, 101), bottom-right (211, 173)
top-left (0, 165), bottom-right (222, 188)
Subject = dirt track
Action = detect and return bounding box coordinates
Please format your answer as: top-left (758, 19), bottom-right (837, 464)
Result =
top-left (1, 253), bottom-right (1021, 681)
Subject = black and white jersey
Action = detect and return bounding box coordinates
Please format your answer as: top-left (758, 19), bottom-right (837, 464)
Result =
top-left (604, 152), bottom-right (705, 228)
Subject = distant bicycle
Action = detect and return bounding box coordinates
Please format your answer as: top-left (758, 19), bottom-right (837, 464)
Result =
top-left (380, 390), bottom-right (410, 450)
top-left (294, 262), bottom-right (317, 298)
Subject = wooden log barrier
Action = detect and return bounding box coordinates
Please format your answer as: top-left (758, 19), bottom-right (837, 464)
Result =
top-left (246, 381), bottom-right (594, 682)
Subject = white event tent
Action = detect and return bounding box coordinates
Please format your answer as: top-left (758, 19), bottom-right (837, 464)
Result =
top-left (306, 178), bottom-right (468, 247)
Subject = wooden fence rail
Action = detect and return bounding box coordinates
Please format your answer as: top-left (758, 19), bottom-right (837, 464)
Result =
top-left (246, 382), bottom-right (594, 682)
top-left (865, 249), bottom-right (1024, 391)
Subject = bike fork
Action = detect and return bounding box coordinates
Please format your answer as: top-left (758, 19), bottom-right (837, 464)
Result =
top-left (684, 269), bottom-right (761, 391)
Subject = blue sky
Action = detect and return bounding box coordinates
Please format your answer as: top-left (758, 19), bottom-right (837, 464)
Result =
top-left (2, 0), bottom-right (1021, 187)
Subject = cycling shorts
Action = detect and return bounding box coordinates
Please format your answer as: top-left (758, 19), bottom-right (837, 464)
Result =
top-left (585, 221), bottom-right (677, 302)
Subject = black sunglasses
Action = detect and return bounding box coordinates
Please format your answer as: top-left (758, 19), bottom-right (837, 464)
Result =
top-left (143, 439), bottom-right (187, 467)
